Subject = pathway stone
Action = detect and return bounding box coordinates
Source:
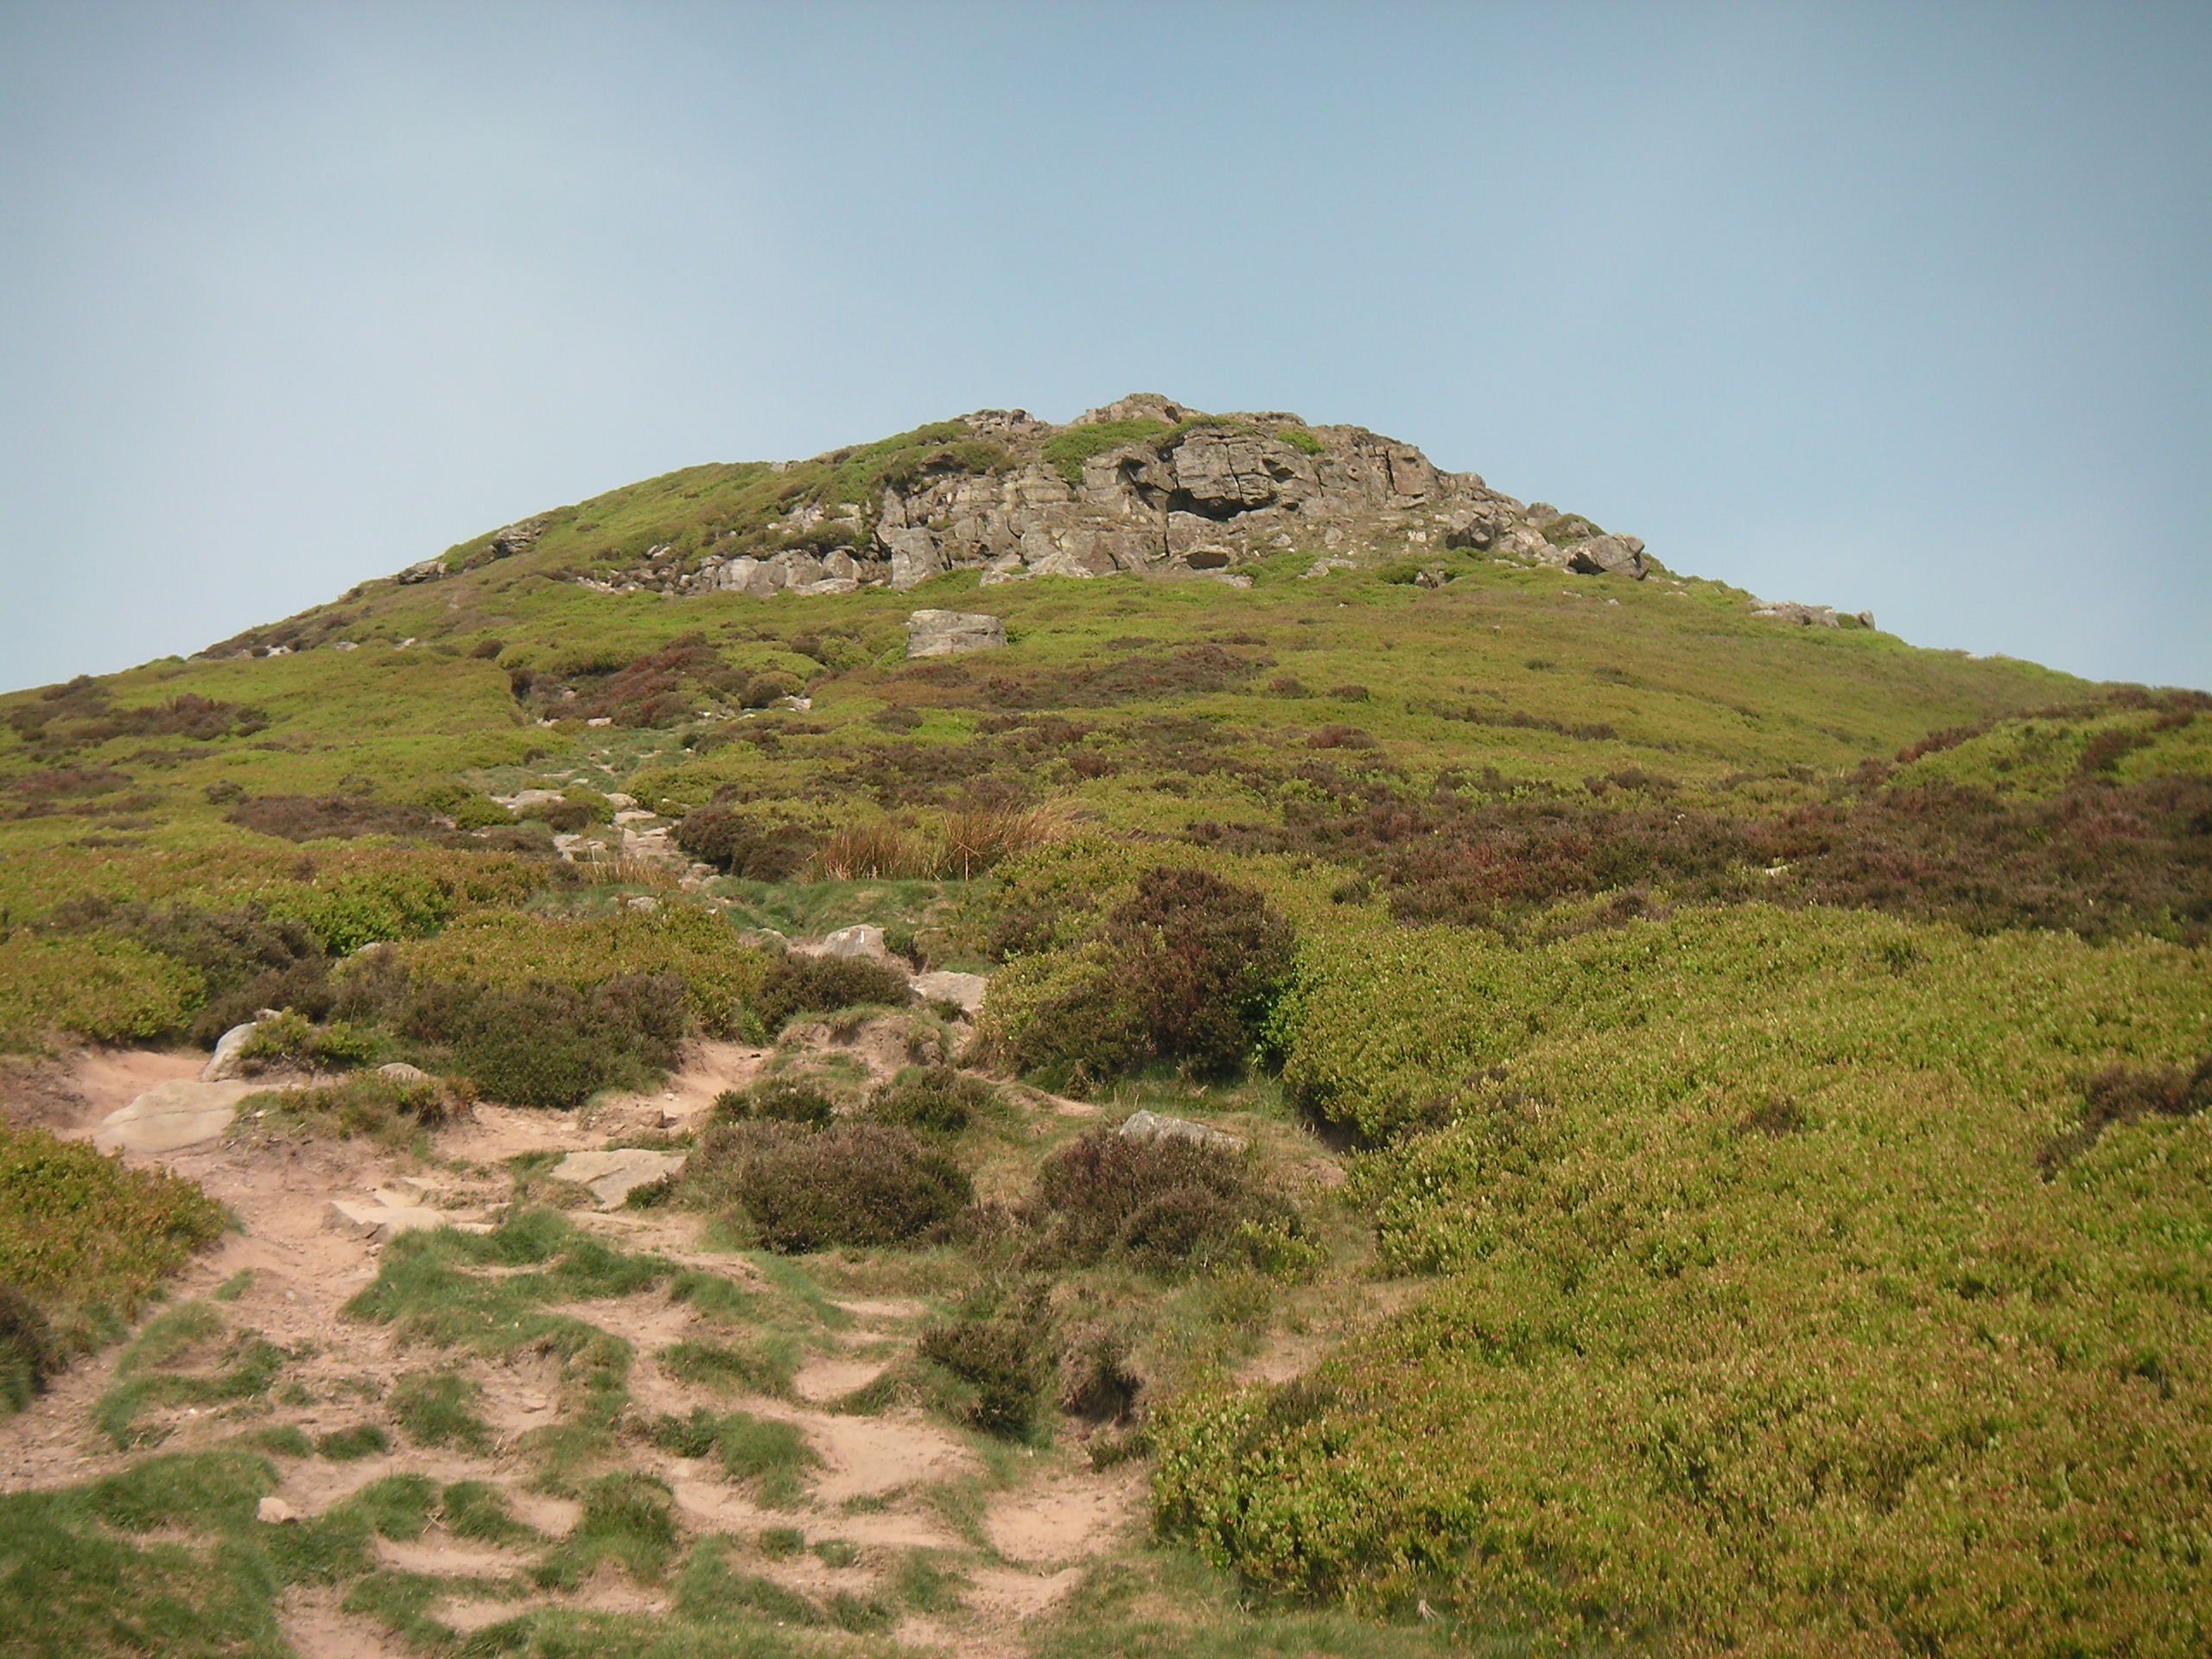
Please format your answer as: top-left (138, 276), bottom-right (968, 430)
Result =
top-left (92, 1080), bottom-right (262, 1154)
top-left (549, 1148), bottom-right (687, 1209)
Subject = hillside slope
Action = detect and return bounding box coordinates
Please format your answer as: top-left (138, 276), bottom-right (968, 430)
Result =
top-left (1, 397), bottom-right (2207, 1658)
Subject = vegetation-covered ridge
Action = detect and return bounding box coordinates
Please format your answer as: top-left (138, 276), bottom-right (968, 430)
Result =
top-left (1, 397), bottom-right (2209, 1656)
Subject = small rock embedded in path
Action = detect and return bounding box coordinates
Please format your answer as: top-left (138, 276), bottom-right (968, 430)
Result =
top-left (257, 1497), bottom-right (300, 1524)
top-left (1117, 1109), bottom-right (1244, 1151)
top-left (92, 1080), bottom-right (264, 1155)
top-left (325, 1198), bottom-right (448, 1242)
top-left (549, 1148), bottom-right (687, 1209)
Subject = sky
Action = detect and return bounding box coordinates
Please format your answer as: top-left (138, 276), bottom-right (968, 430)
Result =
top-left (2, 1), bottom-right (2207, 693)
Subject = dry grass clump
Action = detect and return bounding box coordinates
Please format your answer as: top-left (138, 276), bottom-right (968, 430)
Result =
top-left (814, 800), bottom-right (1071, 882)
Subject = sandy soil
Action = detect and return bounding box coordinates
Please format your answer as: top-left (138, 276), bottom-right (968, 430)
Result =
top-left (3, 1040), bottom-right (1152, 1656)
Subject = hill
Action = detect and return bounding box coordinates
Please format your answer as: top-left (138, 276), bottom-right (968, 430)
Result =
top-left (0, 397), bottom-right (2207, 1658)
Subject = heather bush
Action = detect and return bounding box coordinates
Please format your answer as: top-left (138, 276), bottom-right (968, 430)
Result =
top-left (918, 1300), bottom-right (1052, 1437)
top-left (712, 1074), bottom-right (836, 1128)
top-left (751, 950), bottom-right (910, 1033)
top-left (1032, 1128), bottom-right (1296, 1276)
top-left (672, 805), bottom-right (815, 879)
top-left (864, 1065), bottom-right (998, 1135)
top-left (697, 1121), bottom-right (970, 1253)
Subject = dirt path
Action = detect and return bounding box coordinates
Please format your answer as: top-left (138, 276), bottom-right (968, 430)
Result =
top-left (2, 1043), bottom-right (1155, 1657)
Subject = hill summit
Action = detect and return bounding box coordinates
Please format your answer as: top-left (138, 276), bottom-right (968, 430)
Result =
top-left (2, 395), bottom-right (2208, 1659)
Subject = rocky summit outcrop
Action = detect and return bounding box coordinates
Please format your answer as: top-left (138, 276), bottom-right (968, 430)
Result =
top-left (536, 394), bottom-right (1662, 600)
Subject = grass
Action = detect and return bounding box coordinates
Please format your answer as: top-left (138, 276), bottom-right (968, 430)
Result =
top-left (0, 401), bottom-right (2204, 1656)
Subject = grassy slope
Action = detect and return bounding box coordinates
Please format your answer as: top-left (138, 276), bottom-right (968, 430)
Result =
top-left (2, 439), bottom-right (2206, 1656)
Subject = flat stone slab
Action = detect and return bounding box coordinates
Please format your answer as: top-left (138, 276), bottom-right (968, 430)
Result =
top-left (906, 609), bottom-right (1007, 658)
top-left (550, 1148), bottom-right (687, 1209)
top-left (92, 1080), bottom-right (263, 1155)
top-left (325, 1198), bottom-right (448, 1242)
top-left (911, 969), bottom-right (989, 1014)
top-left (1116, 1109), bottom-right (1245, 1152)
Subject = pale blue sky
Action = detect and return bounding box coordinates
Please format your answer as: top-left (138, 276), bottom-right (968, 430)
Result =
top-left (3, 1), bottom-right (2206, 692)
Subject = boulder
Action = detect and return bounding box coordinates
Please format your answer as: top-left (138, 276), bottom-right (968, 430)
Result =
top-left (548, 1148), bottom-right (688, 1210)
top-left (394, 557), bottom-right (447, 584)
top-left (911, 969), bottom-right (989, 1014)
top-left (1116, 1109), bottom-right (1245, 1151)
top-left (1751, 601), bottom-right (1840, 627)
top-left (201, 1015), bottom-right (277, 1083)
top-left (816, 924), bottom-right (895, 963)
top-left (93, 1080), bottom-right (262, 1155)
top-left (906, 610), bottom-right (1007, 658)
top-left (376, 1063), bottom-right (434, 1087)
top-left (257, 1497), bottom-right (300, 1524)
top-left (1566, 534), bottom-right (1649, 580)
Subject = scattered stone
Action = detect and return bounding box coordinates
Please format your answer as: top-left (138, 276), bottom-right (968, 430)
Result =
top-left (911, 969), bottom-right (989, 1014)
top-left (257, 1497), bottom-right (300, 1524)
top-left (548, 1149), bottom-right (687, 1209)
top-left (376, 1062), bottom-right (434, 1087)
top-left (1117, 1109), bottom-right (1245, 1151)
top-left (906, 610), bottom-right (1007, 658)
top-left (93, 1080), bottom-right (263, 1155)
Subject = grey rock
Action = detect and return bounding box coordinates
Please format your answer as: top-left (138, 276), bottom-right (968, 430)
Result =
top-left (200, 1020), bottom-right (266, 1083)
top-left (1751, 601), bottom-right (1840, 627)
top-left (93, 1080), bottom-right (265, 1155)
top-left (326, 1198), bottom-right (448, 1241)
top-left (906, 609), bottom-right (1007, 658)
top-left (1117, 1109), bottom-right (1245, 1151)
top-left (377, 1063), bottom-right (435, 1087)
top-left (395, 557), bottom-right (448, 584)
top-left (815, 924), bottom-right (894, 963)
top-left (883, 527), bottom-right (944, 590)
top-left (548, 1148), bottom-right (688, 1210)
top-left (911, 969), bottom-right (989, 1014)
top-left (1566, 534), bottom-right (1649, 580)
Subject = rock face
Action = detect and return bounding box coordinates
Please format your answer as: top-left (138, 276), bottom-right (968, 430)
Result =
top-left (201, 1014), bottom-right (278, 1083)
top-left (906, 611), bottom-right (1007, 658)
top-left (567, 396), bottom-right (1668, 599)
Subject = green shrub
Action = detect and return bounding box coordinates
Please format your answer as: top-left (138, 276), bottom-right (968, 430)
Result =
top-left (671, 805), bottom-right (815, 878)
top-left (993, 865), bottom-right (1296, 1084)
top-left (917, 1288), bottom-right (1052, 1437)
top-left (712, 1074), bottom-right (836, 1128)
top-left (0, 1281), bottom-right (58, 1411)
top-left (701, 1121), bottom-right (971, 1253)
top-left (235, 1072), bottom-right (463, 1147)
top-left (373, 972), bottom-right (688, 1109)
top-left (753, 950), bottom-right (911, 1033)
top-left (1033, 1128), bottom-right (1296, 1275)
top-left (864, 1065), bottom-right (998, 1135)
top-left (0, 1126), bottom-right (226, 1363)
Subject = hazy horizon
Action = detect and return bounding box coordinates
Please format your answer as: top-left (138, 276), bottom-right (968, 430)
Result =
top-left (3, 1), bottom-right (2206, 693)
